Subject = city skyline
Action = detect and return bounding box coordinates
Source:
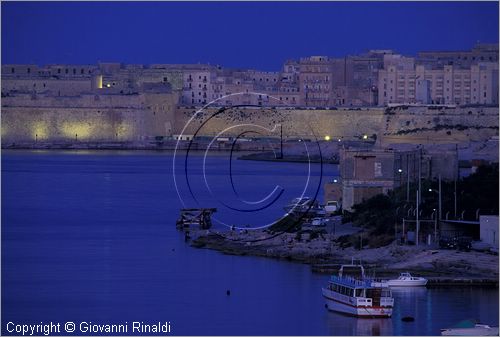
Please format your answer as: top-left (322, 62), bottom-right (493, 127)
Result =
top-left (2, 1), bottom-right (499, 71)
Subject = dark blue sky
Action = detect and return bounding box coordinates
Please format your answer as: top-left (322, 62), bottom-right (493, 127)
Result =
top-left (2, 1), bottom-right (498, 71)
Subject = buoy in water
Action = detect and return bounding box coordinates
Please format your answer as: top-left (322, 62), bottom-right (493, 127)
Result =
top-left (402, 316), bottom-right (415, 322)
top-left (226, 290), bottom-right (231, 296)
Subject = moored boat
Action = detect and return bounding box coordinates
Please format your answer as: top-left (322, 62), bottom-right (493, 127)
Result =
top-left (386, 272), bottom-right (428, 287)
top-left (322, 262), bottom-right (394, 318)
top-left (441, 319), bottom-right (499, 336)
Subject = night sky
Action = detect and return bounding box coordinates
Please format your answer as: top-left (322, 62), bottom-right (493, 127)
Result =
top-left (2, 1), bottom-right (498, 71)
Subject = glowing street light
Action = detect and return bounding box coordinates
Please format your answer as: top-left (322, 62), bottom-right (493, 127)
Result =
top-left (363, 134), bottom-right (368, 140)
top-left (324, 135), bottom-right (331, 141)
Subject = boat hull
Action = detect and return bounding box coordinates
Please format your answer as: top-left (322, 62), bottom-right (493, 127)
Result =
top-left (322, 289), bottom-right (393, 318)
top-left (387, 279), bottom-right (428, 287)
top-left (440, 326), bottom-right (499, 336)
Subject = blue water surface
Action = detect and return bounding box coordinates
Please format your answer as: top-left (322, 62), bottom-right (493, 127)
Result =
top-left (2, 150), bottom-right (498, 335)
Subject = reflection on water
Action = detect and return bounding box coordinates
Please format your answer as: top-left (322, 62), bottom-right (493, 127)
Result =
top-left (355, 319), bottom-right (393, 336)
top-left (325, 313), bottom-right (393, 336)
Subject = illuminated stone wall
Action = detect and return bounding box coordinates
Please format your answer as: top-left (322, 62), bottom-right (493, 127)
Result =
top-left (173, 106), bottom-right (499, 143)
top-left (173, 107), bottom-right (385, 140)
top-left (1, 92), bottom-right (178, 143)
top-left (380, 106), bottom-right (499, 144)
top-left (1, 98), bottom-right (497, 145)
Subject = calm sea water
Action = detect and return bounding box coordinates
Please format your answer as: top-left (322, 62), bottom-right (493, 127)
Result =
top-left (2, 150), bottom-right (498, 336)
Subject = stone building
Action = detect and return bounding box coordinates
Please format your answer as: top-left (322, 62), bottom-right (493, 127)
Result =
top-left (297, 56), bottom-right (334, 107)
top-left (479, 215), bottom-right (499, 250)
top-left (2, 44), bottom-right (498, 113)
top-left (418, 43), bottom-right (499, 68)
top-left (339, 145), bottom-right (459, 211)
top-left (340, 147), bottom-right (405, 211)
top-left (378, 55), bottom-right (499, 106)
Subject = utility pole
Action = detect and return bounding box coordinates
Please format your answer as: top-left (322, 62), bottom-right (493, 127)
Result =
top-left (416, 189), bottom-right (420, 246)
top-left (438, 174), bottom-right (442, 221)
top-left (418, 146), bottom-right (422, 204)
top-left (402, 218), bottom-right (406, 244)
top-left (406, 153), bottom-right (410, 202)
top-left (395, 207), bottom-right (400, 241)
top-left (434, 210), bottom-right (438, 244)
top-left (279, 123), bottom-right (283, 159)
top-left (454, 179), bottom-right (457, 218)
top-left (454, 143), bottom-right (458, 218)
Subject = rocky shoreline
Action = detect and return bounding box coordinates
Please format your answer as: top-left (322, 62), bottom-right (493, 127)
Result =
top-left (189, 229), bottom-right (499, 285)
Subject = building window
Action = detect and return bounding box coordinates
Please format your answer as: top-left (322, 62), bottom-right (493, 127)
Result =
top-left (65, 69), bottom-right (68, 74)
top-left (27, 68), bottom-right (31, 73)
top-left (11, 68), bottom-right (15, 73)
top-left (81, 69), bottom-right (84, 74)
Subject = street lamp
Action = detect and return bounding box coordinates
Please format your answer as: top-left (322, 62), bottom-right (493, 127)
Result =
top-left (431, 208), bottom-right (437, 244)
top-left (428, 176), bottom-right (442, 222)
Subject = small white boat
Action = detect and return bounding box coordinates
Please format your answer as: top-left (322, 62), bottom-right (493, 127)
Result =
top-left (387, 272), bottom-right (428, 287)
top-left (441, 320), bottom-right (499, 336)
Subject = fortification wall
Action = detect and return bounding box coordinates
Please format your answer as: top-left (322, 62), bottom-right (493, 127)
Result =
top-left (2, 78), bottom-right (93, 96)
top-left (1, 106), bottom-right (146, 142)
top-left (173, 107), bottom-right (385, 140)
top-left (1, 99), bottom-right (498, 145)
top-left (1, 92), bottom-right (178, 143)
top-left (173, 106), bottom-right (499, 144)
top-left (380, 106), bottom-right (499, 145)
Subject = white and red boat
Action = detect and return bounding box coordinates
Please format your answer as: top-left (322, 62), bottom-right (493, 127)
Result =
top-left (322, 262), bottom-right (394, 318)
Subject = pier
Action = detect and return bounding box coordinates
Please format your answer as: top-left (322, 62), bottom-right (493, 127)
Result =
top-left (176, 208), bottom-right (217, 230)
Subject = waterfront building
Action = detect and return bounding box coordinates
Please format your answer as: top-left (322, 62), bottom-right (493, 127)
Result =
top-left (480, 215), bottom-right (499, 251)
top-left (417, 43), bottom-right (499, 68)
top-left (297, 56), bottom-right (334, 107)
top-left (3, 43), bottom-right (498, 108)
top-left (339, 148), bottom-right (410, 211)
top-left (338, 145), bottom-right (459, 211)
top-left (378, 46), bottom-right (499, 106)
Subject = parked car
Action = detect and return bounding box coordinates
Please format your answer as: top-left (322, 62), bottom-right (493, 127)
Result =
top-left (439, 236), bottom-right (472, 251)
top-left (324, 200), bottom-right (339, 214)
top-left (456, 236), bottom-right (472, 251)
top-left (439, 237), bottom-right (457, 249)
